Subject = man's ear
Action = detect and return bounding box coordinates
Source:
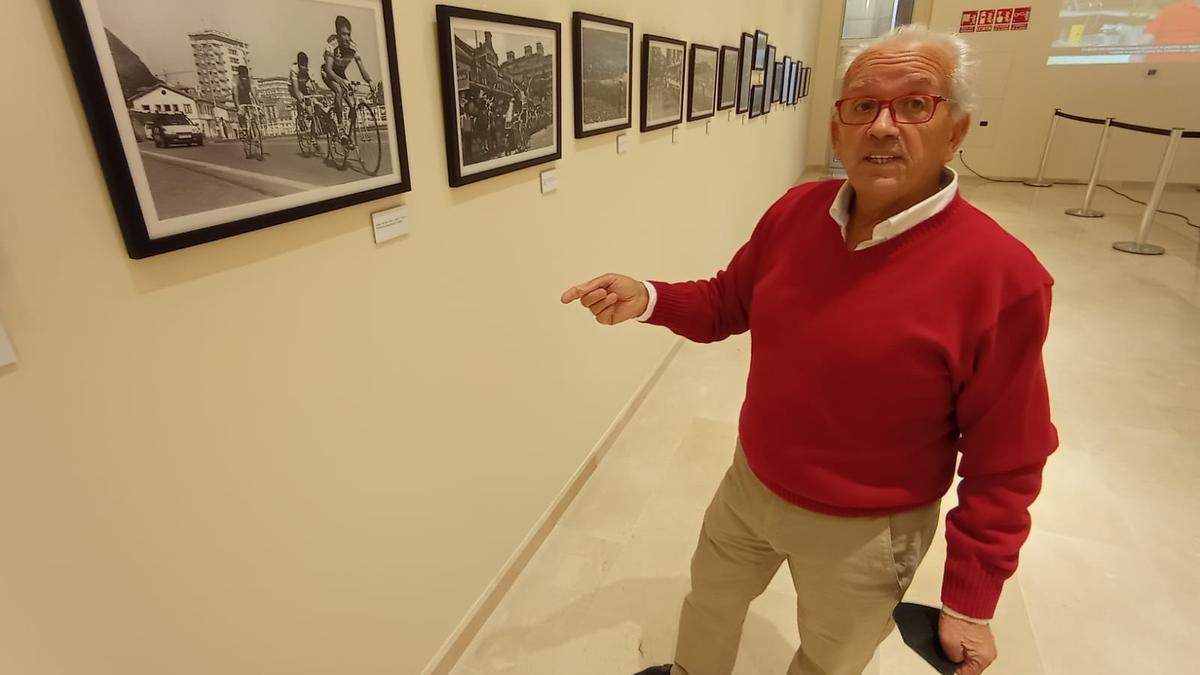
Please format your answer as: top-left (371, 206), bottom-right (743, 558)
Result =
top-left (830, 115), bottom-right (841, 159)
top-left (945, 113), bottom-right (971, 162)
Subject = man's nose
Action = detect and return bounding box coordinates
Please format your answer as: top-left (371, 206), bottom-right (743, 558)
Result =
top-left (868, 105), bottom-right (900, 139)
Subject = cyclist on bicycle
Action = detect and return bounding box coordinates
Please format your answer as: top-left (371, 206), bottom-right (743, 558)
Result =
top-left (322, 15), bottom-right (374, 145)
top-left (233, 64), bottom-right (260, 138)
top-left (289, 51), bottom-right (316, 103)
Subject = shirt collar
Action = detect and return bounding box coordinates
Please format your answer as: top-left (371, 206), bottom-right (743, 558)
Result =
top-left (829, 167), bottom-right (959, 250)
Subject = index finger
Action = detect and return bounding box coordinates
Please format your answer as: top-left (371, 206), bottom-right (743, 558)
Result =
top-left (560, 274), bottom-right (614, 304)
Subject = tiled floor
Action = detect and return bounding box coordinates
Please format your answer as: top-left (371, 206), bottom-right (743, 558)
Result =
top-left (450, 178), bottom-right (1200, 675)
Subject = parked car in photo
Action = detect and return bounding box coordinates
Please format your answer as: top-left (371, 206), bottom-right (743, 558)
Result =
top-left (150, 113), bottom-right (205, 147)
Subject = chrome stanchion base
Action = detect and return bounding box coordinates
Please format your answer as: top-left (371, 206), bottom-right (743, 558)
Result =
top-left (1066, 208), bottom-right (1104, 218)
top-left (1113, 241), bottom-right (1166, 256)
top-left (1023, 180), bottom-right (1053, 187)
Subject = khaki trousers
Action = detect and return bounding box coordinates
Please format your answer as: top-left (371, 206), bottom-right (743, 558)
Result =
top-left (672, 444), bottom-right (940, 675)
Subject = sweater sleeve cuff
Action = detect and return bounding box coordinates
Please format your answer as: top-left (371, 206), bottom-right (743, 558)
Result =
top-left (635, 280), bottom-right (658, 322)
top-left (941, 605), bottom-right (991, 625)
top-left (941, 561), bottom-right (1004, 621)
top-left (642, 281), bottom-right (695, 328)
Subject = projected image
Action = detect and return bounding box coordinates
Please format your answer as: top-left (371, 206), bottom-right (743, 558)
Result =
top-left (1048, 0), bottom-right (1200, 64)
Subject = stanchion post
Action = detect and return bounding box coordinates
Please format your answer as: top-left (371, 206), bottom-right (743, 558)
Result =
top-left (1113, 127), bottom-right (1184, 256)
top-left (1024, 109), bottom-right (1060, 187)
top-left (1066, 117), bottom-right (1113, 218)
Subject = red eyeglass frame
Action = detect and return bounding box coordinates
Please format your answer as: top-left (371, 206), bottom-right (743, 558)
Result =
top-left (833, 94), bottom-right (952, 125)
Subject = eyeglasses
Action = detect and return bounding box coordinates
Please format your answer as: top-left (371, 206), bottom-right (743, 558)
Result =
top-left (834, 94), bottom-right (952, 125)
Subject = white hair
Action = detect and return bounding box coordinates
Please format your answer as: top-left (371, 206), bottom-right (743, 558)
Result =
top-left (837, 24), bottom-right (976, 119)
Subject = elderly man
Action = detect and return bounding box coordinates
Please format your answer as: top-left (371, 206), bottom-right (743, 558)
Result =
top-left (560, 25), bottom-right (1055, 675)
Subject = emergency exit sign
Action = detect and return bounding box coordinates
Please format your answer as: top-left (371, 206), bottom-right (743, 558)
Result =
top-left (960, 6), bottom-right (1031, 33)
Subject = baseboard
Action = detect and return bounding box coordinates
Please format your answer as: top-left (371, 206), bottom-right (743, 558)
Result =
top-left (418, 336), bottom-right (686, 675)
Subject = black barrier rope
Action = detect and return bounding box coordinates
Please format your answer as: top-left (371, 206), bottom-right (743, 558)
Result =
top-left (957, 150), bottom-right (1198, 230)
top-left (1053, 109), bottom-right (1198, 136)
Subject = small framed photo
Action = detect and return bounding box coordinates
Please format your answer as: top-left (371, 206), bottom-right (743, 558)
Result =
top-left (761, 45), bottom-right (777, 113)
top-left (436, 5), bottom-right (562, 187)
top-left (49, 0), bottom-right (413, 259)
top-left (736, 32), bottom-right (754, 114)
top-left (572, 12), bottom-right (633, 139)
top-left (772, 61), bottom-right (784, 102)
top-left (792, 61), bottom-right (803, 104)
top-left (781, 56), bottom-right (793, 105)
top-left (752, 29), bottom-right (769, 70)
top-left (717, 45), bottom-right (739, 111)
top-left (802, 66), bottom-right (812, 99)
top-left (687, 44), bottom-right (719, 122)
top-left (641, 34), bottom-right (687, 132)
top-left (748, 84), bottom-right (766, 119)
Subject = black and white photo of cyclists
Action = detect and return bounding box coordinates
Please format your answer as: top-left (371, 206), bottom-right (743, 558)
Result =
top-left (52, 0), bottom-right (410, 256)
top-left (438, 7), bottom-right (561, 187)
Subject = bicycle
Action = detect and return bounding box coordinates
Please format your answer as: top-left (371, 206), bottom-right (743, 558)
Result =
top-left (238, 104), bottom-right (264, 161)
top-left (328, 81), bottom-right (384, 176)
top-left (294, 94), bottom-right (327, 158)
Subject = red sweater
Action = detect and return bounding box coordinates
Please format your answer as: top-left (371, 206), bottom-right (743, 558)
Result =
top-left (647, 180), bottom-right (1057, 618)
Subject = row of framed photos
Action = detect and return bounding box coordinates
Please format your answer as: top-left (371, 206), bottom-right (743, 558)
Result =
top-left (49, 0), bottom-right (810, 259)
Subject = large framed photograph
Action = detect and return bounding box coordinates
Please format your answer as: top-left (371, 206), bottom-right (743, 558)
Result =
top-left (762, 46), bottom-right (777, 113)
top-left (572, 12), bottom-right (632, 139)
top-left (436, 5), bottom-right (561, 187)
top-left (717, 46), bottom-right (738, 111)
top-left (640, 34), bottom-right (686, 132)
top-left (736, 32), bottom-right (754, 114)
top-left (687, 44), bottom-right (719, 122)
top-left (752, 30), bottom-right (769, 70)
top-left (772, 61), bottom-right (784, 103)
top-left (49, 0), bottom-right (412, 259)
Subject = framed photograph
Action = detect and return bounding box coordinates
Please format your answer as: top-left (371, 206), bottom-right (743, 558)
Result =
top-left (687, 44), bottom-right (719, 122)
top-left (772, 62), bottom-right (784, 102)
top-left (761, 46), bottom-right (777, 113)
top-left (640, 34), bottom-right (686, 132)
top-left (717, 46), bottom-right (739, 111)
top-left (790, 61), bottom-right (801, 104)
top-left (436, 5), bottom-right (561, 188)
top-left (781, 56), bottom-right (793, 105)
top-left (752, 29), bottom-right (769, 70)
top-left (748, 84), bottom-right (766, 119)
top-left (49, 0), bottom-right (412, 259)
top-left (802, 66), bottom-right (812, 99)
top-left (572, 12), bottom-right (632, 139)
top-left (736, 32), bottom-right (754, 114)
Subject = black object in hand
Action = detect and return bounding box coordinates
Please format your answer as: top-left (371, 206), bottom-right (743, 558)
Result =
top-left (893, 602), bottom-right (958, 674)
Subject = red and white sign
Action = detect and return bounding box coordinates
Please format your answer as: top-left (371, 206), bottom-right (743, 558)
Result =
top-left (977, 9), bottom-right (996, 32)
top-left (994, 8), bottom-right (1014, 31)
top-left (960, 7), bottom-right (1032, 34)
top-left (1012, 6), bottom-right (1032, 30)
top-left (960, 10), bottom-right (979, 33)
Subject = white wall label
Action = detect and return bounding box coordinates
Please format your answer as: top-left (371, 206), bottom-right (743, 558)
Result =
top-left (540, 169), bottom-right (559, 194)
top-left (616, 134), bottom-right (628, 154)
top-left (706, 121), bottom-right (712, 135)
top-left (0, 319), bottom-right (15, 367)
top-left (371, 204), bottom-right (410, 244)
top-left (672, 127), bottom-right (680, 143)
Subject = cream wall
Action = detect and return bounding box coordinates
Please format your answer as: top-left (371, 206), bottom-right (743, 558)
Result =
top-left (0, 2), bottom-right (818, 674)
top-left (806, 0), bottom-right (1200, 182)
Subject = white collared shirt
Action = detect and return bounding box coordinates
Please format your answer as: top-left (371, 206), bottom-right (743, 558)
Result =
top-left (829, 167), bottom-right (959, 250)
top-left (637, 168), bottom-right (961, 322)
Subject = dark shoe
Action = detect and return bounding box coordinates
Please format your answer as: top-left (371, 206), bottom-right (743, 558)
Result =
top-left (633, 666), bottom-right (672, 675)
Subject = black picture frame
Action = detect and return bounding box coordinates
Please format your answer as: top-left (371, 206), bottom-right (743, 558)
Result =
top-left (781, 56), bottom-right (793, 105)
top-left (789, 61), bottom-right (801, 104)
top-left (572, 12), bottom-right (633, 139)
top-left (752, 29), bottom-right (769, 70)
top-left (436, 5), bottom-right (562, 188)
top-left (802, 66), bottom-right (812, 99)
top-left (736, 32), bottom-right (754, 114)
top-left (748, 84), bottom-right (766, 119)
top-left (48, 0), bottom-right (413, 259)
top-left (717, 45), bottom-right (739, 111)
top-left (772, 62), bottom-right (784, 102)
top-left (761, 45), bottom-right (777, 114)
top-left (687, 43), bottom-right (719, 122)
top-left (640, 34), bottom-right (687, 132)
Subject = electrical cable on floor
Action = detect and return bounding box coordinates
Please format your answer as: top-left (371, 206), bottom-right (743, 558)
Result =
top-left (957, 150), bottom-right (1198, 230)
